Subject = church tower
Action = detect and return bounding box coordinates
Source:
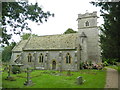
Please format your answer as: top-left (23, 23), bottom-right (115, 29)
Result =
top-left (78, 11), bottom-right (101, 63)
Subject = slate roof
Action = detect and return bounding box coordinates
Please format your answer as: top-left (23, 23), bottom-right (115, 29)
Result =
top-left (23, 33), bottom-right (78, 50)
top-left (12, 40), bottom-right (28, 52)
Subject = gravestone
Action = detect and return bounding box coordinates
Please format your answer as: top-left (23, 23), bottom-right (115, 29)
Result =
top-left (67, 70), bottom-right (71, 76)
top-left (59, 65), bottom-right (62, 76)
top-left (24, 68), bottom-right (33, 86)
top-left (59, 67), bottom-right (62, 73)
top-left (7, 65), bottom-right (11, 79)
top-left (7, 65), bottom-right (11, 78)
top-left (77, 76), bottom-right (83, 85)
top-left (5, 65), bottom-right (16, 81)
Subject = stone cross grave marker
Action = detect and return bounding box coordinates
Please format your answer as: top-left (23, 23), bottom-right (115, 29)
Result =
top-left (5, 65), bottom-right (16, 81)
top-left (7, 65), bottom-right (11, 78)
top-left (24, 67), bottom-right (33, 86)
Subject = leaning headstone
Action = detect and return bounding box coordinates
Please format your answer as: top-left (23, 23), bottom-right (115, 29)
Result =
top-left (77, 76), bottom-right (83, 85)
top-left (24, 68), bottom-right (33, 86)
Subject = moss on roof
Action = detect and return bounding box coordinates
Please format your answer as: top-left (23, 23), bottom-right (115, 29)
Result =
top-left (12, 33), bottom-right (78, 51)
top-left (12, 40), bottom-right (28, 52)
top-left (23, 33), bottom-right (77, 50)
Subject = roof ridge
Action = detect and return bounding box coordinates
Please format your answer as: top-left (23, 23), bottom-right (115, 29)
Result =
top-left (33, 33), bottom-right (77, 37)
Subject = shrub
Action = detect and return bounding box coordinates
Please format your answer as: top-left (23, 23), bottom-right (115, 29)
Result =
top-left (12, 66), bottom-right (21, 74)
top-left (109, 59), bottom-right (117, 65)
top-left (80, 62), bottom-right (84, 69)
top-left (103, 61), bottom-right (109, 66)
top-left (83, 64), bottom-right (88, 69)
top-left (3, 66), bottom-right (9, 71)
top-left (88, 61), bottom-right (92, 66)
top-left (83, 61), bottom-right (89, 69)
top-left (92, 63), bottom-right (103, 70)
top-left (80, 61), bottom-right (103, 70)
top-left (102, 58), bottom-right (117, 65)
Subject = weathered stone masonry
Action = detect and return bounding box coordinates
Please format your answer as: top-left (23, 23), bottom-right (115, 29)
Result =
top-left (11, 11), bottom-right (101, 71)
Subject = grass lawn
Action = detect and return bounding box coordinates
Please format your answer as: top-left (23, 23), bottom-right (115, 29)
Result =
top-left (0, 73), bottom-right (2, 89)
top-left (0, 65), bottom-right (2, 86)
top-left (2, 69), bottom-right (106, 88)
top-left (106, 65), bottom-right (118, 70)
top-left (0, 67), bottom-right (2, 89)
top-left (106, 65), bottom-right (120, 73)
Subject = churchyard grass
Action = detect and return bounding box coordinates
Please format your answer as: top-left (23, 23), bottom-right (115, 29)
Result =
top-left (106, 65), bottom-right (118, 70)
top-left (0, 74), bottom-right (1, 89)
top-left (2, 69), bottom-right (106, 88)
top-left (106, 65), bottom-right (120, 73)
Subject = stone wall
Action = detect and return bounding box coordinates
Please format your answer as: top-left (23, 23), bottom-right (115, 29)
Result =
top-left (22, 50), bottom-right (78, 71)
top-left (11, 52), bottom-right (21, 64)
top-left (78, 11), bottom-right (101, 63)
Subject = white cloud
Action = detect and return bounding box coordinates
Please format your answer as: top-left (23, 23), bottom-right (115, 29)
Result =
top-left (12, 0), bottom-right (104, 42)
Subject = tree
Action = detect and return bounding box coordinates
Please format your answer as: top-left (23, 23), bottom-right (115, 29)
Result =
top-left (20, 33), bottom-right (37, 40)
top-left (2, 42), bottom-right (16, 62)
top-left (1, 1), bottom-right (54, 45)
top-left (91, 2), bottom-right (120, 62)
top-left (64, 28), bottom-right (77, 34)
top-left (2, 32), bottom-right (38, 62)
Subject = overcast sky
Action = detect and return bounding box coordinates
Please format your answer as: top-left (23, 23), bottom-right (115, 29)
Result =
top-left (12, 0), bottom-right (104, 42)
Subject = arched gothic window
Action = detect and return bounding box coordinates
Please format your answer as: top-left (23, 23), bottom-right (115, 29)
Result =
top-left (85, 21), bottom-right (89, 26)
top-left (39, 53), bottom-right (44, 63)
top-left (66, 53), bottom-right (71, 64)
top-left (28, 53), bottom-right (32, 62)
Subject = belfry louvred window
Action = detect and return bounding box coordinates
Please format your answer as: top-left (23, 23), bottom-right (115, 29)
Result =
top-left (85, 21), bottom-right (89, 26)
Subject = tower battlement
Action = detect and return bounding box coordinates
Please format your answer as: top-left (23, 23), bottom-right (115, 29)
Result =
top-left (78, 11), bottom-right (98, 29)
top-left (78, 11), bottom-right (97, 19)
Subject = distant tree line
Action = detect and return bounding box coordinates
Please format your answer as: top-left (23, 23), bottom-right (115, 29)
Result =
top-left (64, 28), bottom-right (77, 34)
top-left (2, 42), bottom-right (16, 62)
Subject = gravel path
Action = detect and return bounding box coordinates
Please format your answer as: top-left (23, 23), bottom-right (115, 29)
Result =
top-left (105, 68), bottom-right (118, 88)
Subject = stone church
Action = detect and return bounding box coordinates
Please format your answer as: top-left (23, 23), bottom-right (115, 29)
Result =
top-left (11, 11), bottom-right (101, 71)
